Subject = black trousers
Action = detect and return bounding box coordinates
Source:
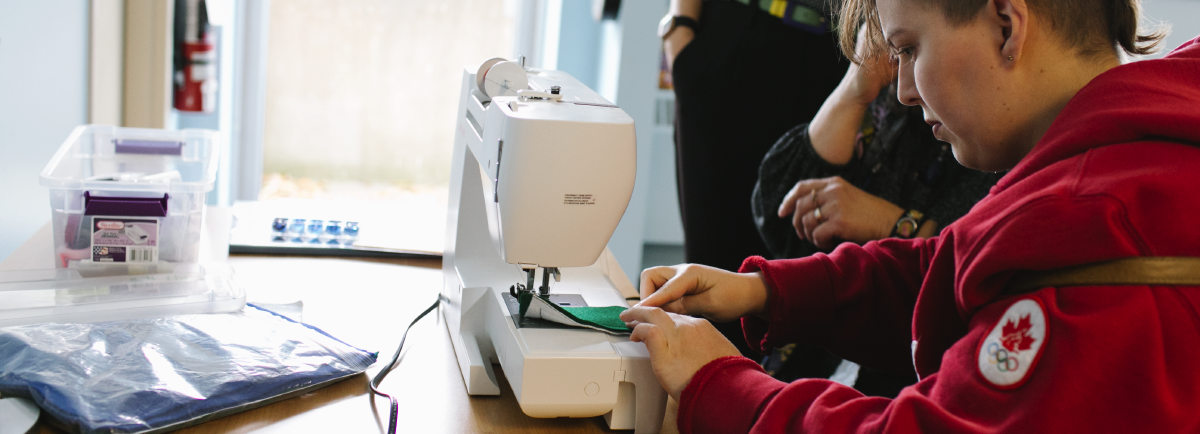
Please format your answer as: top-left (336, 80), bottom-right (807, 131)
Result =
top-left (671, 2), bottom-right (848, 355)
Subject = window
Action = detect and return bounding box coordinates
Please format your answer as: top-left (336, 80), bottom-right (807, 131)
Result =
top-left (260, 0), bottom-right (517, 203)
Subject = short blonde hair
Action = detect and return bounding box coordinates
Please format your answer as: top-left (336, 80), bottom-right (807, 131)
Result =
top-left (837, 0), bottom-right (1169, 64)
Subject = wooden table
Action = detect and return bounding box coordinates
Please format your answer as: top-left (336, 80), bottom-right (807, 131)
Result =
top-left (25, 253), bottom-right (678, 433)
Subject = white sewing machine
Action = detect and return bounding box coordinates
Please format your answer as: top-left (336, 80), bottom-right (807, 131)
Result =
top-left (441, 58), bottom-right (666, 433)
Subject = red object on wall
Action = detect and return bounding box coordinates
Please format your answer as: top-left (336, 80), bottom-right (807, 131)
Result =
top-left (175, 38), bottom-right (216, 112)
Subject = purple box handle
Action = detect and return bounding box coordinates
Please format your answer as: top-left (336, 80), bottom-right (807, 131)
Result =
top-left (84, 192), bottom-right (169, 217)
top-left (114, 139), bottom-right (183, 155)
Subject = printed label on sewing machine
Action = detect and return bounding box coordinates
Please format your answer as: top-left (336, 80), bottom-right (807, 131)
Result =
top-left (564, 194), bottom-right (595, 205)
top-left (91, 217), bottom-right (159, 263)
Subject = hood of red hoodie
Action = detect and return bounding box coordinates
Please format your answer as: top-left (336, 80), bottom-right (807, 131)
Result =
top-left (992, 35), bottom-right (1200, 193)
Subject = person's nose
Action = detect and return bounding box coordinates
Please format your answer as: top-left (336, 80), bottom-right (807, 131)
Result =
top-left (896, 60), bottom-right (921, 107)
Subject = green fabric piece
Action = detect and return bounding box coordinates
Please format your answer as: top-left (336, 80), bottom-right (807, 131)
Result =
top-left (559, 305), bottom-right (631, 333)
top-left (517, 293), bottom-right (631, 334)
top-left (518, 291), bottom-right (532, 319)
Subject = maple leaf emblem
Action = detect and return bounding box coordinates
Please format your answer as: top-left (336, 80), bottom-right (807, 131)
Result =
top-left (1000, 314), bottom-right (1035, 352)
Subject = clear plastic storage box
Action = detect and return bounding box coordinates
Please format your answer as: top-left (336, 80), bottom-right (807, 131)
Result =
top-left (0, 263), bottom-right (244, 327)
top-left (39, 125), bottom-right (220, 268)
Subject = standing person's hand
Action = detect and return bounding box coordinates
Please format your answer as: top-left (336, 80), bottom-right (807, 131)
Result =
top-left (663, 0), bottom-right (702, 71)
top-left (620, 307), bottom-right (742, 401)
top-left (631, 264), bottom-right (770, 323)
top-left (778, 176), bottom-right (905, 250)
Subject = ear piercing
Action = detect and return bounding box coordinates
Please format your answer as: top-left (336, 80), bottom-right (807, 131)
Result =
top-left (1008, 55), bottom-right (1014, 61)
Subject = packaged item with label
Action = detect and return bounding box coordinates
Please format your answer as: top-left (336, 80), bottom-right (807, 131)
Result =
top-left (91, 217), bottom-right (159, 263)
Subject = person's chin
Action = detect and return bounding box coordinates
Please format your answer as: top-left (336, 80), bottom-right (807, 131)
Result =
top-left (948, 141), bottom-right (988, 171)
top-left (953, 146), bottom-right (1017, 172)
top-left (945, 130), bottom-right (1018, 172)
top-left (940, 131), bottom-right (964, 155)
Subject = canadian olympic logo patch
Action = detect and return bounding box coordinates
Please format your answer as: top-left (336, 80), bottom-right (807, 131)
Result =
top-left (976, 297), bottom-right (1048, 389)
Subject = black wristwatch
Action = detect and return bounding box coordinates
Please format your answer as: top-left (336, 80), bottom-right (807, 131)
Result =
top-left (658, 14), bottom-right (699, 39)
top-left (891, 210), bottom-right (927, 239)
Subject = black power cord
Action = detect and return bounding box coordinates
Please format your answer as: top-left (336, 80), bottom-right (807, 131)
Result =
top-left (369, 299), bottom-right (440, 434)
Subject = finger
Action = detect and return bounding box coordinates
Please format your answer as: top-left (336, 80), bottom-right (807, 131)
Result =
top-left (637, 268), bottom-right (697, 312)
top-left (793, 200), bottom-right (809, 241)
top-left (640, 285), bottom-right (689, 314)
top-left (802, 208), bottom-right (820, 242)
top-left (778, 179), bottom-right (828, 218)
top-left (619, 306), bottom-right (676, 330)
top-left (880, 57), bottom-right (897, 80)
top-left (778, 183), bottom-right (804, 218)
top-left (812, 217), bottom-right (839, 250)
top-left (639, 266), bottom-right (677, 302)
top-left (810, 199), bottom-right (840, 248)
top-left (629, 323), bottom-right (668, 356)
top-left (791, 189), bottom-right (822, 241)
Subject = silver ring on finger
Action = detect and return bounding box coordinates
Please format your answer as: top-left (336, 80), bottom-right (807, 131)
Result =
top-left (813, 206), bottom-right (823, 223)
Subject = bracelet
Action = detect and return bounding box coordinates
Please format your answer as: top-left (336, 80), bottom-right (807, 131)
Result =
top-left (891, 210), bottom-right (926, 239)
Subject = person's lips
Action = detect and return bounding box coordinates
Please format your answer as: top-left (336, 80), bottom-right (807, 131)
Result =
top-left (926, 119), bottom-right (943, 139)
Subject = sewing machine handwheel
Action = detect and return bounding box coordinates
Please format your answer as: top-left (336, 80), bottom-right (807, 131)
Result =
top-left (480, 61), bottom-right (529, 99)
top-left (476, 57), bottom-right (506, 93)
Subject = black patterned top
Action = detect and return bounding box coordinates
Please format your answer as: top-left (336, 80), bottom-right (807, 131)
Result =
top-left (751, 84), bottom-right (1004, 259)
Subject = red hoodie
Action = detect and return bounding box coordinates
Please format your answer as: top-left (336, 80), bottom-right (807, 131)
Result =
top-left (677, 36), bottom-right (1200, 433)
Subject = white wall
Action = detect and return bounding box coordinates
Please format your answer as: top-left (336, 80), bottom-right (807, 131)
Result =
top-left (555, 0), bottom-right (602, 90)
top-left (0, 0), bottom-right (90, 262)
top-left (595, 0), bottom-right (671, 285)
top-left (1141, 0), bottom-right (1200, 59)
top-left (642, 91), bottom-right (684, 245)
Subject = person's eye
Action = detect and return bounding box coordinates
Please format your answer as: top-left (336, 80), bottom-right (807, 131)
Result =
top-left (890, 46), bottom-right (915, 66)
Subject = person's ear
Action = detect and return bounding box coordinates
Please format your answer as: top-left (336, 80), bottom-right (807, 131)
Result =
top-left (988, 0), bottom-right (1029, 65)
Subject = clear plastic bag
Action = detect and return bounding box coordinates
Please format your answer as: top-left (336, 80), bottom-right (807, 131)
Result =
top-left (0, 304), bottom-right (376, 434)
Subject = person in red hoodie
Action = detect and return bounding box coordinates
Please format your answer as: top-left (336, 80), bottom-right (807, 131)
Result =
top-left (619, 0), bottom-right (1200, 431)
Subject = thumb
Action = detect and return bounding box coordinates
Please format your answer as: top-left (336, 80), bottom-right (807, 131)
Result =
top-left (630, 323), bottom-right (668, 356)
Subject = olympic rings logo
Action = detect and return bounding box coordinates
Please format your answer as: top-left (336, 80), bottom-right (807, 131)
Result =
top-left (987, 342), bottom-right (1020, 372)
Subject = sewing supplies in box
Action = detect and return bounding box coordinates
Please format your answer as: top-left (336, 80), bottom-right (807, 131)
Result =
top-left (40, 126), bottom-right (220, 268)
top-left (271, 218), bottom-right (359, 245)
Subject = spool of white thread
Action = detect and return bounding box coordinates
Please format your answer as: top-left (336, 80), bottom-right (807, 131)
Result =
top-left (479, 60), bottom-right (529, 99)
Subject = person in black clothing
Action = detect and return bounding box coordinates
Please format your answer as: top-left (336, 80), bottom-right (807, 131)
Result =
top-left (664, 0), bottom-right (849, 358)
top-left (751, 29), bottom-right (1003, 397)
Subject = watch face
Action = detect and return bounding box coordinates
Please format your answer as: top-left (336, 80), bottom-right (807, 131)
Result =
top-left (896, 217), bottom-right (919, 238)
top-left (658, 14), bottom-right (674, 38)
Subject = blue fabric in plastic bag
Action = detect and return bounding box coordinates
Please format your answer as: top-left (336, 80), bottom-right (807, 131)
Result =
top-left (0, 304), bottom-right (377, 434)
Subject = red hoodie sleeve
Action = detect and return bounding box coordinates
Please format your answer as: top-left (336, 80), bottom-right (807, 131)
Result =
top-left (740, 236), bottom-right (937, 373)
top-left (680, 286), bottom-right (1200, 433)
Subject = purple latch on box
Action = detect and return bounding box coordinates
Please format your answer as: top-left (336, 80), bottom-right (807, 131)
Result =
top-left (113, 139), bottom-right (184, 155)
top-left (84, 192), bottom-right (169, 217)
